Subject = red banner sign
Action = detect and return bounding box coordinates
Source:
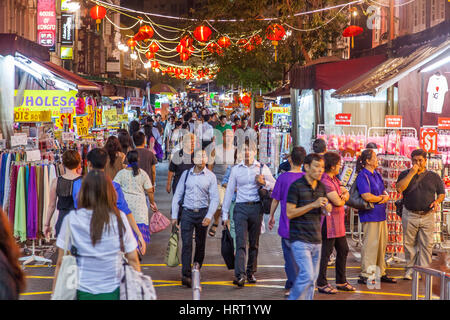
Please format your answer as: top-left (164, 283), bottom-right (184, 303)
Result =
top-left (438, 117), bottom-right (450, 130)
top-left (420, 128), bottom-right (438, 154)
top-left (385, 115), bottom-right (402, 127)
top-left (335, 113), bottom-right (352, 125)
top-left (37, 0), bottom-right (56, 48)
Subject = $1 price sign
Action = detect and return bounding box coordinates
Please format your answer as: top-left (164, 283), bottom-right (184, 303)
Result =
top-left (420, 128), bottom-right (437, 154)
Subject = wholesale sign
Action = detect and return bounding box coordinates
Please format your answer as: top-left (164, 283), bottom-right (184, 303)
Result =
top-left (37, 0), bottom-right (56, 48)
top-left (14, 90), bottom-right (78, 117)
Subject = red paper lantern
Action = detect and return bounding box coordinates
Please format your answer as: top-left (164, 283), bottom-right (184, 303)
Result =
top-left (138, 25), bottom-right (154, 40)
top-left (237, 39), bottom-right (248, 47)
top-left (193, 25), bottom-right (212, 43)
top-left (90, 5), bottom-right (106, 31)
top-left (241, 95), bottom-right (251, 106)
top-left (342, 25), bottom-right (363, 48)
top-left (133, 32), bottom-right (147, 42)
top-left (148, 42), bottom-right (160, 53)
top-left (180, 36), bottom-right (193, 47)
top-left (150, 60), bottom-right (160, 69)
top-left (218, 36), bottom-right (231, 48)
top-left (127, 39), bottom-right (137, 49)
top-left (266, 24), bottom-right (286, 62)
top-left (244, 43), bottom-right (255, 52)
top-left (207, 42), bottom-right (218, 53)
top-left (250, 34), bottom-right (262, 46)
top-left (176, 44), bottom-right (186, 53)
top-left (145, 51), bottom-right (154, 60)
top-left (180, 52), bottom-right (190, 62)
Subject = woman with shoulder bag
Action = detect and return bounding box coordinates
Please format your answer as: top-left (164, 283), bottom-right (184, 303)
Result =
top-left (317, 152), bottom-right (355, 294)
top-left (355, 149), bottom-right (396, 285)
top-left (53, 170), bottom-right (140, 300)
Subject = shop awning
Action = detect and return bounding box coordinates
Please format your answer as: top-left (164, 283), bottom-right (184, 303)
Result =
top-left (263, 83), bottom-right (290, 98)
top-left (332, 39), bottom-right (450, 98)
top-left (30, 58), bottom-right (101, 91)
top-left (290, 54), bottom-right (387, 90)
top-left (0, 33), bottom-right (49, 61)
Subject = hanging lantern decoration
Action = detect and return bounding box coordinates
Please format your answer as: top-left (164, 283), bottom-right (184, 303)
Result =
top-left (90, 5), bottom-right (107, 32)
top-left (180, 52), bottom-right (190, 62)
top-left (148, 41), bottom-right (160, 53)
top-left (193, 25), bottom-right (212, 43)
top-left (266, 24), bottom-right (286, 62)
top-left (237, 39), bottom-right (249, 47)
top-left (240, 94), bottom-right (251, 106)
top-left (342, 25), bottom-right (363, 48)
top-left (180, 35), bottom-right (194, 47)
top-left (138, 25), bottom-right (154, 41)
top-left (126, 39), bottom-right (137, 50)
top-left (216, 47), bottom-right (224, 56)
top-left (176, 44), bottom-right (187, 54)
top-left (218, 36), bottom-right (231, 48)
top-left (250, 34), bottom-right (262, 46)
top-left (150, 60), bottom-right (160, 69)
top-left (145, 51), bottom-right (154, 60)
top-left (207, 42), bottom-right (218, 53)
top-left (244, 43), bottom-right (255, 52)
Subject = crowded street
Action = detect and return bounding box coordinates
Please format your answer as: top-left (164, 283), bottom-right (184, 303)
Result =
top-left (0, 0), bottom-right (449, 308)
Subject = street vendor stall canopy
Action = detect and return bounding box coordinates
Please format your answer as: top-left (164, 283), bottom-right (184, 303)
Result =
top-left (332, 38), bottom-right (450, 98)
top-left (150, 83), bottom-right (178, 95)
top-left (289, 54), bottom-right (387, 91)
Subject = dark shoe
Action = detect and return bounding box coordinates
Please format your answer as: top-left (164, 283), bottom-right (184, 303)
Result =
top-left (233, 276), bottom-right (245, 287)
top-left (317, 284), bottom-right (338, 294)
top-left (380, 275), bottom-right (397, 283)
top-left (208, 224), bottom-right (218, 237)
top-left (358, 276), bottom-right (371, 285)
top-left (247, 274), bottom-right (257, 284)
top-left (336, 282), bottom-right (356, 292)
top-left (182, 276), bottom-right (192, 288)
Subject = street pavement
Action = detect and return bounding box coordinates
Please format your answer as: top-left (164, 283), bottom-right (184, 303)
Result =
top-left (20, 161), bottom-right (432, 300)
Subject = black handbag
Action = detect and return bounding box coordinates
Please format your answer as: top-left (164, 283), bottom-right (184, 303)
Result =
top-left (258, 164), bottom-right (273, 215)
top-left (221, 225), bottom-right (235, 270)
top-left (346, 174), bottom-right (374, 211)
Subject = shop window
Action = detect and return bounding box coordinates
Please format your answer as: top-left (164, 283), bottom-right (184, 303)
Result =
top-left (323, 90), bottom-right (343, 127)
top-left (413, 0), bottom-right (426, 33)
top-left (297, 90), bottom-right (315, 153)
top-left (431, 0), bottom-right (445, 27)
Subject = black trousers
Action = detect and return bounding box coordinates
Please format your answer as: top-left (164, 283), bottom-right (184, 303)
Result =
top-left (316, 220), bottom-right (349, 287)
top-left (233, 202), bottom-right (263, 278)
top-left (180, 208), bottom-right (208, 278)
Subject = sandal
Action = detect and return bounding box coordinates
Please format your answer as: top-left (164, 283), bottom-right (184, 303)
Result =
top-left (208, 224), bottom-right (218, 237)
top-left (317, 284), bottom-right (337, 294)
top-left (336, 283), bottom-right (356, 291)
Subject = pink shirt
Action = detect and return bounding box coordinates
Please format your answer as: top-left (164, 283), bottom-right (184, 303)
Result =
top-left (321, 173), bottom-right (346, 239)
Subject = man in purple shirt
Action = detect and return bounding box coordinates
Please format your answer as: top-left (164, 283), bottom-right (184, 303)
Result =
top-left (268, 146), bottom-right (306, 298)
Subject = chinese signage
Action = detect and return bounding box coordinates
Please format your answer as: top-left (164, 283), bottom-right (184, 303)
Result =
top-left (14, 90), bottom-right (78, 117)
top-left (37, 0), bottom-right (56, 48)
top-left (61, 13), bottom-right (75, 45)
top-left (385, 115), bottom-right (403, 128)
top-left (438, 117), bottom-right (450, 130)
top-left (335, 113), bottom-right (352, 125)
top-left (420, 128), bottom-right (438, 154)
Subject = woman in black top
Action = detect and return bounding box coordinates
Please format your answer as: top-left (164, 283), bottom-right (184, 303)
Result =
top-left (0, 209), bottom-right (26, 299)
top-left (44, 150), bottom-right (82, 239)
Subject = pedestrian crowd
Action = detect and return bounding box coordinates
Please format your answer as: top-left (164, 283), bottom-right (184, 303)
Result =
top-left (0, 101), bottom-right (445, 300)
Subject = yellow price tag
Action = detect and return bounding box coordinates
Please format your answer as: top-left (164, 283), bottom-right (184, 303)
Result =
top-left (96, 108), bottom-right (103, 126)
top-left (76, 115), bottom-right (89, 136)
top-left (55, 113), bottom-right (74, 130)
top-left (264, 111), bottom-right (273, 125)
top-left (118, 114), bottom-right (129, 123)
top-left (14, 110), bottom-right (51, 122)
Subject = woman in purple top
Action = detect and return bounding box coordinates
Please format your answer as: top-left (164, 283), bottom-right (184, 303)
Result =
top-left (355, 149), bottom-right (397, 285)
top-left (268, 147), bottom-right (306, 298)
top-left (317, 152), bottom-right (354, 294)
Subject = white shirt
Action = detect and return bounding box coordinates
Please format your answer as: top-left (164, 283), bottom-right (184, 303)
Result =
top-left (56, 209), bottom-right (137, 294)
top-left (222, 160), bottom-right (276, 221)
top-left (171, 167), bottom-right (219, 220)
top-left (202, 122), bottom-right (214, 141)
top-left (426, 75), bottom-right (448, 114)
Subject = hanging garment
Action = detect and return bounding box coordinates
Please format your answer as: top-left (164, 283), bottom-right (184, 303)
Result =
top-left (35, 165), bottom-right (42, 238)
top-left (48, 165), bottom-right (58, 236)
top-left (2, 153), bottom-right (12, 210)
top-left (14, 166), bottom-right (26, 242)
top-left (8, 165), bottom-right (18, 226)
top-left (25, 165), bottom-right (30, 207)
top-left (27, 166), bottom-right (38, 240)
top-left (0, 153), bottom-right (7, 206)
top-left (42, 165), bottom-right (50, 234)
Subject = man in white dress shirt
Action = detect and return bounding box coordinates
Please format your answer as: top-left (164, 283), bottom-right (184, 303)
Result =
top-left (171, 149), bottom-right (220, 288)
top-left (222, 142), bottom-right (276, 287)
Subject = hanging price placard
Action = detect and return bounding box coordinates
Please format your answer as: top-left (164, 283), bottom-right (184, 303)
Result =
top-left (264, 111), bottom-right (273, 125)
top-left (76, 115), bottom-right (89, 136)
top-left (14, 110), bottom-right (51, 123)
top-left (118, 114), bottom-right (129, 123)
top-left (96, 108), bottom-right (103, 126)
top-left (420, 128), bottom-right (438, 154)
top-left (56, 112), bottom-right (74, 129)
top-left (11, 134), bottom-right (28, 147)
top-left (104, 108), bottom-right (118, 123)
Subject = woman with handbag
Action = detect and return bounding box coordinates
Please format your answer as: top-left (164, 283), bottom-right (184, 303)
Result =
top-left (53, 170), bottom-right (140, 300)
top-left (317, 152), bottom-right (354, 294)
top-left (354, 149), bottom-right (397, 285)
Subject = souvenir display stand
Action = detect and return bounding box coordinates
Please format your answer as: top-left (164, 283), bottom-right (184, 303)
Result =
top-left (259, 126), bottom-right (292, 175)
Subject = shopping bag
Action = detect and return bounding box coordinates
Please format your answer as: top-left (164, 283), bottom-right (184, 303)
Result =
top-left (52, 216), bottom-right (78, 300)
top-left (149, 211), bottom-right (170, 234)
top-left (165, 225), bottom-right (180, 267)
top-left (221, 225), bottom-right (235, 270)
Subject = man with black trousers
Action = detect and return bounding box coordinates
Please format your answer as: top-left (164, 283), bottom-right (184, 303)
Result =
top-left (171, 149), bottom-right (220, 288)
top-left (222, 142), bottom-right (276, 287)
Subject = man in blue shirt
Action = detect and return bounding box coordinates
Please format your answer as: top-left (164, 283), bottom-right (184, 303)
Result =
top-left (72, 148), bottom-right (146, 255)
